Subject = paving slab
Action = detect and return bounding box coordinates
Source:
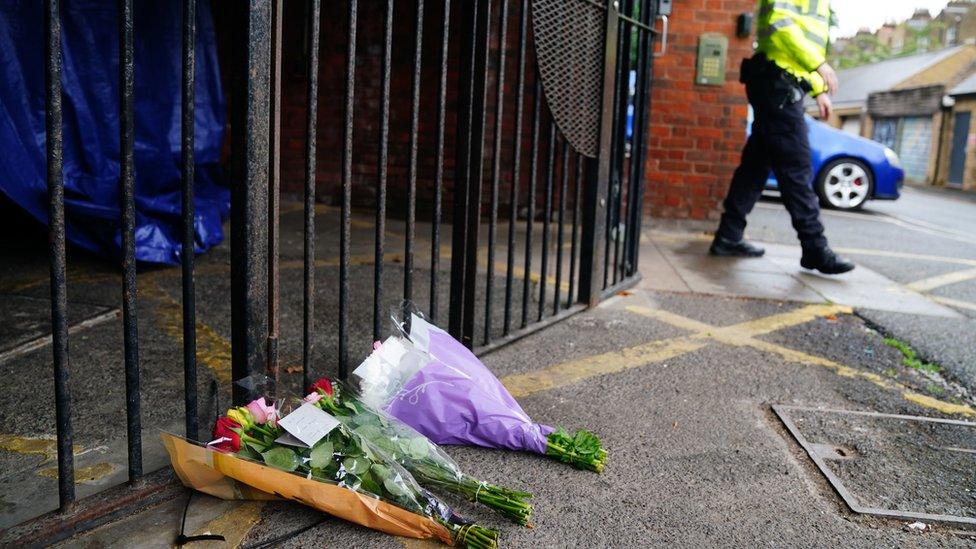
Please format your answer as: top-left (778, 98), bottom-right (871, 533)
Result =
top-left (647, 232), bottom-right (962, 319)
top-left (762, 244), bottom-right (962, 319)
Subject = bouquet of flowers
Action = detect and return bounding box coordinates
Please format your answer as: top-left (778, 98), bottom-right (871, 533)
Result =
top-left (164, 397), bottom-right (498, 549)
top-left (305, 378), bottom-right (534, 525)
top-left (351, 303), bottom-right (607, 473)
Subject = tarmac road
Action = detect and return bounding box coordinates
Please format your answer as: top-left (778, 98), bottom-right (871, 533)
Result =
top-left (750, 184), bottom-right (976, 394)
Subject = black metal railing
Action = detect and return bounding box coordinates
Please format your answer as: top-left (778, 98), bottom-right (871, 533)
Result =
top-left (29, 0), bottom-right (656, 532)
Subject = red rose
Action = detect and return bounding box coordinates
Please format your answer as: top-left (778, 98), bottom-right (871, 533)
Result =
top-left (308, 377), bottom-right (334, 397)
top-left (211, 417), bottom-right (241, 452)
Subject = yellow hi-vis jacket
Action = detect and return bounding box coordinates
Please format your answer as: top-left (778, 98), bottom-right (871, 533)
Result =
top-left (756, 0), bottom-right (831, 96)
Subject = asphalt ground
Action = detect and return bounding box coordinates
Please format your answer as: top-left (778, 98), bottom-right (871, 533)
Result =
top-left (58, 290), bottom-right (976, 547)
top-left (2, 185), bottom-right (976, 546)
top-left (749, 185), bottom-right (976, 393)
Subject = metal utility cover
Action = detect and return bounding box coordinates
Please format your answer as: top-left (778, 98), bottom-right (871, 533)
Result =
top-left (773, 405), bottom-right (976, 526)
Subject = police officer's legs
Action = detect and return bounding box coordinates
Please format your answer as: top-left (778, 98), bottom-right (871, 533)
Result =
top-left (712, 134), bottom-right (770, 256)
top-left (766, 124), bottom-right (827, 250)
top-left (767, 114), bottom-right (854, 274)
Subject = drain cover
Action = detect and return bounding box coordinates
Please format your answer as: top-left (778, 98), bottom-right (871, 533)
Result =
top-left (773, 405), bottom-right (976, 526)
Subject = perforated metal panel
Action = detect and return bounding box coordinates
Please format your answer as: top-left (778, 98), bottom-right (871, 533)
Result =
top-left (531, 0), bottom-right (606, 158)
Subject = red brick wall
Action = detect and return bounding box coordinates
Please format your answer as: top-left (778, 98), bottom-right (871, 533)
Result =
top-left (644, 1), bottom-right (755, 220)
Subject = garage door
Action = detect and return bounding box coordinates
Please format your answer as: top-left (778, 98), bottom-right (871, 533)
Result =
top-left (897, 116), bottom-right (932, 183)
top-left (840, 116), bottom-right (861, 136)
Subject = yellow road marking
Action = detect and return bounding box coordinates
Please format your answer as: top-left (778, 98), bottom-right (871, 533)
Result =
top-left (144, 279), bottom-right (232, 384)
top-left (626, 304), bottom-right (852, 343)
top-left (0, 434), bottom-right (81, 461)
top-left (503, 303), bottom-right (853, 398)
top-left (187, 501), bottom-right (265, 548)
top-left (905, 267), bottom-right (976, 292)
top-left (503, 337), bottom-right (708, 397)
top-left (627, 305), bottom-right (975, 417)
top-left (38, 462), bottom-right (115, 484)
top-left (930, 295), bottom-right (976, 313)
top-left (832, 246), bottom-right (976, 267)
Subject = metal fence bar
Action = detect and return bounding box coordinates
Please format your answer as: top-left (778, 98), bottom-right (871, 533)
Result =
top-left (118, 0), bottom-right (142, 480)
top-left (405, 0), bottom-right (424, 303)
top-left (231, 0), bottom-right (271, 402)
top-left (266, 0), bottom-right (282, 394)
top-left (606, 0), bottom-right (632, 288)
top-left (614, 0), bottom-right (635, 285)
top-left (521, 81), bottom-right (540, 328)
top-left (553, 139), bottom-right (567, 314)
top-left (339, 0), bottom-right (358, 378)
top-left (302, 0), bottom-right (320, 391)
top-left (578, 0), bottom-right (619, 306)
top-left (373, 0), bottom-right (394, 342)
top-left (180, 0), bottom-right (198, 440)
top-left (485, 0), bottom-right (509, 344)
top-left (625, 0), bottom-right (654, 276)
top-left (264, 0), bottom-right (282, 391)
top-left (450, 0), bottom-right (491, 347)
top-left (461, 0), bottom-right (492, 347)
top-left (537, 123), bottom-right (555, 322)
top-left (504, 0), bottom-right (528, 335)
top-left (45, 0), bottom-right (74, 508)
top-left (450, 0), bottom-right (478, 339)
top-left (430, 0), bottom-right (450, 322)
top-left (568, 153), bottom-right (582, 307)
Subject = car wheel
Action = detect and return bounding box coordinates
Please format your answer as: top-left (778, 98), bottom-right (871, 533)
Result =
top-left (815, 158), bottom-right (873, 211)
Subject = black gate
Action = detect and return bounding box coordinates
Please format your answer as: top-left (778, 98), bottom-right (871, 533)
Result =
top-left (11, 0), bottom-right (661, 540)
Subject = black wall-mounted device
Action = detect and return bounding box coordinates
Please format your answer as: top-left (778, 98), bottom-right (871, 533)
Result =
top-left (736, 12), bottom-right (753, 38)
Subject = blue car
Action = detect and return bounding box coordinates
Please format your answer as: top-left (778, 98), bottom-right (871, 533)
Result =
top-left (763, 115), bottom-right (904, 211)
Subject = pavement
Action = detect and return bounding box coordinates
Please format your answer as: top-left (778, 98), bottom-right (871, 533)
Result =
top-left (1, 185), bottom-right (976, 546)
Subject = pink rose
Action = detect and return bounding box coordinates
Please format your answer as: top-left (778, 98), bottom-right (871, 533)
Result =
top-left (303, 392), bottom-right (323, 404)
top-left (245, 397), bottom-right (277, 426)
top-left (373, 340), bottom-right (383, 350)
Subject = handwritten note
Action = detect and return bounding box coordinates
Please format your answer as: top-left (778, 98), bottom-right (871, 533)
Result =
top-left (277, 403), bottom-right (340, 447)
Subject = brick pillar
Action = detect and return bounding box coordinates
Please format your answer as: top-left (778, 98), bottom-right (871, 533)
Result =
top-left (644, 1), bottom-right (755, 220)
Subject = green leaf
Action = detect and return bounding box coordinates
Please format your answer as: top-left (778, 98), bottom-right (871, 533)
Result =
top-left (261, 446), bottom-right (299, 472)
top-left (355, 424), bottom-right (383, 442)
top-left (358, 474), bottom-right (382, 497)
top-left (343, 456), bottom-right (371, 475)
top-left (406, 437), bottom-right (429, 460)
top-left (383, 476), bottom-right (409, 497)
top-left (237, 444), bottom-right (262, 461)
top-left (370, 463), bottom-right (391, 481)
top-left (309, 441), bottom-right (334, 469)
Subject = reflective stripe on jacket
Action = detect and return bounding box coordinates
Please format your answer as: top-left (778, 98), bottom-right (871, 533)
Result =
top-left (756, 0), bottom-right (830, 96)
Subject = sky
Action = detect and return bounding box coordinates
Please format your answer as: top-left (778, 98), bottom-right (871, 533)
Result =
top-left (832, 1), bottom-right (951, 38)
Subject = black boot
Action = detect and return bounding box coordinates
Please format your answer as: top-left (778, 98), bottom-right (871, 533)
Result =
top-left (709, 235), bottom-right (765, 257)
top-left (800, 246), bottom-right (855, 274)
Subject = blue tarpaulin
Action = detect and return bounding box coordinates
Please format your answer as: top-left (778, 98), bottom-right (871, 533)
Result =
top-left (0, 0), bottom-right (229, 265)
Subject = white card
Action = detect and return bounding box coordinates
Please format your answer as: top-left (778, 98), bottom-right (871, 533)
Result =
top-left (277, 403), bottom-right (340, 447)
top-left (274, 432), bottom-right (310, 448)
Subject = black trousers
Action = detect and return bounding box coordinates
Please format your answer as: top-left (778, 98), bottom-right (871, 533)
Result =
top-left (716, 75), bottom-right (827, 250)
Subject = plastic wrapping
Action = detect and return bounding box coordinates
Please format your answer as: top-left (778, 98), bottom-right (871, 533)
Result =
top-left (350, 302), bottom-right (607, 472)
top-left (0, 0), bottom-right (229, 264)
top-left (164, 397), bottom-right (499, 548)
top-left (307, 380), bottom-right (534, 525)
top-left (162, 433), bottom-right (454, 545)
